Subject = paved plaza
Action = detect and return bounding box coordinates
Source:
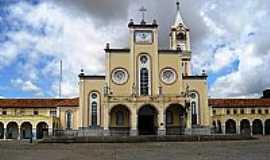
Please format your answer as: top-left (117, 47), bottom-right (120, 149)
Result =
top-left (0, 137), bottom-right (270, 160)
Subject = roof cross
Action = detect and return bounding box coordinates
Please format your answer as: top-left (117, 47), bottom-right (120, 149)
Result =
top-left (139, 6), bottom-right (147, 21)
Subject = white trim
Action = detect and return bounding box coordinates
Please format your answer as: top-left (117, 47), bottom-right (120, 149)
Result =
top-left (89, 92), bottom-right (100, 127)
top-left (160, 68), bottom-right (177, 84)
top-left (138, 54), bottom-right (151, 96)
top-left (190, 92), bottom-right (199, 125)
top-left (65, 111), bottom-right (73, 129)
top-left (112, 68), bottom-right (129, 85)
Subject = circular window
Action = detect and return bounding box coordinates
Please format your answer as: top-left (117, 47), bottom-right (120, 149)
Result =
top-left (112, 68), bottom-right (128, 85)
top-left (190, 93), bottom-right (196, 99)
top-left (160, 68), bottom-right (177, 84)
top-left (91, 93), bottom-right (97, 99)
top-left (140, 55), bottom-right (148, 64)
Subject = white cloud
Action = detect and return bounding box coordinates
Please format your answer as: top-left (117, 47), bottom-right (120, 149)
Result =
top-left (192, 1), bottom-right (270, 98)
top-left (0, 1), bottom-right (127, 97)
top-left (1, 0), bottom-right (270, 98)
top-left (11, 78), bottom-right (42, 95)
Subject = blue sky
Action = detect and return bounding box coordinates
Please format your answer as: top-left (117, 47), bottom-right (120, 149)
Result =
top-left (0, 0), bottom-right (270, 98)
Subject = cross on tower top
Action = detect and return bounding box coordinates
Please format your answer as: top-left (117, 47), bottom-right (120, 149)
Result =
top-left (139, 6), bottom-right (147, 23)
top-left (176, 1), bottom-right (180, 11)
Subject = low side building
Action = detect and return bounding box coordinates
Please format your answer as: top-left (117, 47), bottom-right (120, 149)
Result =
top-left (210, 97), bottom-right (270, 136)
top-left (0, 98), bottom-right (78, 140)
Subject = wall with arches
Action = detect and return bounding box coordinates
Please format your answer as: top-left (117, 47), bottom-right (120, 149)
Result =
top-left (0, 119), bottom-right (52, 140)
top-left (211, 107), bottom-right (270, 136)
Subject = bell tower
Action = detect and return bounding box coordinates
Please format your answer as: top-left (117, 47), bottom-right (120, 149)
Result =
top-left (170, 1), bottom-right (191, 51)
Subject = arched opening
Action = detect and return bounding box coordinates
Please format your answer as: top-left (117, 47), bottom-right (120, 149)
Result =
top-left (165, 104), bottom-right (186, 135)
top-left (89, 92), bottom-right (100, 127)
top-left (252, 119), bottom-right (263, 135)
top-left (20, 122), bottom-right (32, 139)
top-left (190, 92), bottom-right (199, 126)
top-left (138, 54), bottom-right (151, 96)
top-left (217, 120), bottom-right (222, 133)
top-left (0, 122), bottom-right (4, 139)
top-left (109, 105), bottom-right (130, 136)
top-left (66, 111), bottom-right (73, 129)
top-left (138, 105), bottom-right (158, 135)
top-left (225, 119), bottom-right (236, 134)
top-left (240, 119), bottom-right (251, 135)
top-left (36, 122), bottom-right (49, 139)
top-left (265, 119), bottom-right (270, 135)
top-left (140, 68), bottom-right (149, 96)
top-left (6, 122), bottom-right (18, 139)
top-left (212, 121), bottom-right (217, 133)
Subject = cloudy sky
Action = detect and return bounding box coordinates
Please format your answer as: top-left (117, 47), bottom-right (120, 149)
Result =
top-left (0, 0), bottom-right (269, 98)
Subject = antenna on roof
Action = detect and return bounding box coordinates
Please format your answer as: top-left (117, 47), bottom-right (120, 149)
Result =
top-left (59, 60), bottom-right (62, 98)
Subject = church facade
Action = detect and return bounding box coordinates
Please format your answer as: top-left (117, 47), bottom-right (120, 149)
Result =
top-left (0, 3), bottom-right (270, 140)
top-left (78, 2), bottom-right (209, 136)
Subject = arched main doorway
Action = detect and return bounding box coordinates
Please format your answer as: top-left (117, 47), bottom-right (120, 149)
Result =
top-left (0, 122), bottom-right (4, 139)
top-left (138, 105), bottom-right (158, 135)
top-left (225, 119), bottom-right (236, 134)
top-left (36, 122), bottom-right (49, 139)
top-left (240, 119), bottom-right (251, 135)
top-left (265, 119), bottom-right (270, 135)
top-left (165, 104), bottom-right (186, 135)
top-left (20, 122), bottom-right (32, 139)
top-left (109, 105), bottom-right (131, 136)
top-left (252, 119), bottom-right (263, 135)
top-left (6, 122), bottom-right (18, 139)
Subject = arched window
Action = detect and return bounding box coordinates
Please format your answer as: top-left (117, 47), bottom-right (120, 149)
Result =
top-left (116, 111), bottom-right (124, 126)
top-left (140, 68), bottom-right (149, 95)
top-left (190, 92), bottom-right (199, 126)
top-left (191, 101), bottom-right (197, 125)
top-left (92, 102), bottom-right (97, 127)
top-left (89, 92), bottom-right (100, 127)
top-left (138, 54), bottom-right (151, 96)
top-left (66, 112), bottom-right (73, 129)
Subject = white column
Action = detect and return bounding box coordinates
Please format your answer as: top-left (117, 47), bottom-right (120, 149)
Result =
top-left (103, 103), bottom-right (109, 136)
top-left (17, 127), bottom-right (21, 140)
top-left (236, 125), bottom-right (241, 135)
top-left (48, 128), bottom-right (53, 136)
top-left (158, 109), bottom-right (165, 136)
top-left (250, 125), bottom-right (253, 136)
top-left (262, 122), bottom-right (265, 136)
top-left (3, 128), bottom-right (6, 140)
top-left (130, 107), bottom-right (137, 136)
top-left (32, 128), bottom-right (36, 140)
top-left (222, 125), bottom-right (226, 135)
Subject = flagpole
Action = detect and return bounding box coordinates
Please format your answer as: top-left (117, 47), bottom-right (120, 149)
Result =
top-left (59, 60), bottom-right (62, 98)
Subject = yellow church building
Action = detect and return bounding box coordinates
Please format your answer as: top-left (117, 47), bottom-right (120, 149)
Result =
top-left (0, 2), bottom-right (270, 140)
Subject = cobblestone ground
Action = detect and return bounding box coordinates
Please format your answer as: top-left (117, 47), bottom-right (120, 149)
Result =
top-left (0, 137), bottom-right (270, 160)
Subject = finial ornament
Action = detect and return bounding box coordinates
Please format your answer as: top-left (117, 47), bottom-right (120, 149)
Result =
top-left (176, 1), bottom-right (180, 11)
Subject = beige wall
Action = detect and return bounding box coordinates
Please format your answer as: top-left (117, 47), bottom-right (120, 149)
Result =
top-left (79, 78), bottom-right (105, 128)
top-left (59, 107), bottom-right (79, 129)
top-left (184, 79), bottom-right (209, 127)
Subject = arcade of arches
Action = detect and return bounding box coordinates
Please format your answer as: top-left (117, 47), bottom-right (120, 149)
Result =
top-left (0, 121), bottom-right (50, 140)
top-left (107, 103), bottom-right (188, 136)
top-left (212, 119), bottom-right (270, 136)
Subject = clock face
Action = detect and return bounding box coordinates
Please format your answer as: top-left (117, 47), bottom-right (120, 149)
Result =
top-left (135, 31), bottom-right (153, 43)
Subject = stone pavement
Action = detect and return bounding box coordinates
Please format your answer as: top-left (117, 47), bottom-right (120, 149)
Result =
top-left (0, 137), bottom-right (270, 160)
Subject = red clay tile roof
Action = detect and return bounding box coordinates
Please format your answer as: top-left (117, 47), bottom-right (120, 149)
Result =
top-left (209, 99), bottom-right (270, 108)
top-left (0, 98), bottom-right (79, 108)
